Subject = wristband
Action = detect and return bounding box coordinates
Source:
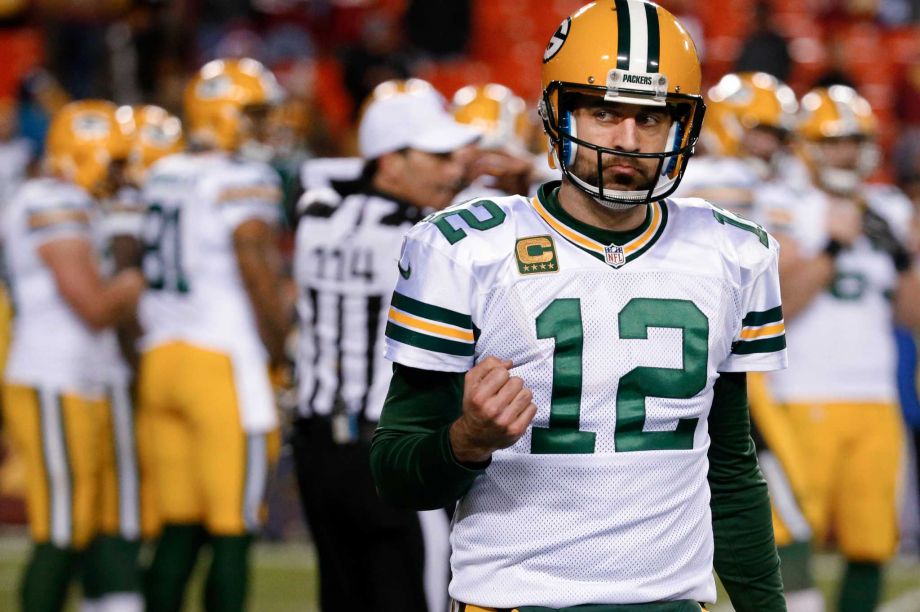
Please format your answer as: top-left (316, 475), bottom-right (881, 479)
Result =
top-left (823, 239), bottom-right (843, 259)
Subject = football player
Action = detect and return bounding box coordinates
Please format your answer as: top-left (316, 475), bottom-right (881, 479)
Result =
top-left (452, 83), bottom-right (536, 198)
top-left (675, 72), bottom-right (823, 612)
top-left (764, 85), bottom-right (920, 610)
top-left (2, 100), bottom-right (145, 612)
top-left (79, 103), bottom-right (185, 612)
top-left (137, 58), bottom-right (289, 612)
top-left (372, 1), bottom-right (786, 610)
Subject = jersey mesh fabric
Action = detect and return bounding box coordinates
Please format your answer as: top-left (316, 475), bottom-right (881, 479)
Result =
top-left (450, 270), bottom-right (740, 606)
top-left (384, 190), bottom-right (785, 606)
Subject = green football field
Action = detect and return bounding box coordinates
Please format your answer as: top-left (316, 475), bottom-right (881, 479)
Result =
top-left (0, 532), bottom-right (918, 611)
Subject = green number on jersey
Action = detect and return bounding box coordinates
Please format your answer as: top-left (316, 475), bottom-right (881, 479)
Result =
top-left (615, 298), bottom-right (707, 452)
top-left (429, 200), bottom-right (506, 244)
top-left (532, 297), bottom-right (709, 454)
top-left (531, 299), bottom-right (597, 453)
top-left (142, 203), bottom-right (189, 293)
top-left (711, 206), bottom-right (769, 248)
top-left (828, 270), bottom-right (867, 301)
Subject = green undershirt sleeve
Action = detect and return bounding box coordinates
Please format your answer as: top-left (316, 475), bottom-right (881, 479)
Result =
top-left (708, 371), bottom-right (786, 611)
top-left (370, 363), bottom-right (487, 510)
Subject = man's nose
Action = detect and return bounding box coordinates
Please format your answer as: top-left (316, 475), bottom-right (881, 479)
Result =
top-left (611, 117), bottom-right (641, 152)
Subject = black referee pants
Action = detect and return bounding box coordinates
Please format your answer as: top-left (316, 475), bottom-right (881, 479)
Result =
top-left (292, 417), bottom-right (428, 612)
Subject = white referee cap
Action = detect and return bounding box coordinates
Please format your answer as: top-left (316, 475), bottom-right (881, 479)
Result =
top-left (358, 79), bottom-right (480, 160)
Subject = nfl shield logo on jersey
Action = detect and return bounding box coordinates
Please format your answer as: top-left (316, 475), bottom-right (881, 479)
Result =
top-left (604, 244), bottom-right (626, 268)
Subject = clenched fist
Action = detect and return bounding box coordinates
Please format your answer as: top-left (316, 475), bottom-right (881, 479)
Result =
top-left (449, 356), bottom-right (538, 465)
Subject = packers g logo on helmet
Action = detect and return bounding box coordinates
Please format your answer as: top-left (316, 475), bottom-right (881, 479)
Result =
top-left (71, 113), bottom-right (113, 139)
top-left (543, 17), bottom-right (570, 63)
top-left (46, 100), bottom-right (134, 196)
top-left (540, 0), bottom-right (706, 209)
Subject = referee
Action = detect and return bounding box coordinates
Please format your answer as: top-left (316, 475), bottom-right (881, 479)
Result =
top-left (291, 79), bottom-right (479, 611)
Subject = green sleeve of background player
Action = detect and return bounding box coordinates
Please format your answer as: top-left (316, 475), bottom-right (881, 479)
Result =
top-left (708, 372), bottom-right (786, 611)
top-left (370, 364), bottom-right (486, 510)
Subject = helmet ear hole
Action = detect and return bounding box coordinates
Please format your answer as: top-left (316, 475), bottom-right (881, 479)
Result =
top-left (559, 109), bottom-right (577, 168)
top-left (664, 120), bottom-right (682, 176)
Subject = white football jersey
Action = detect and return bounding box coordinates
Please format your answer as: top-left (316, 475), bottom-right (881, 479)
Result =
top-left (675, 155), bottom-right (762, 218)
top-left (138, 151), bottom-right (282, 432)
top-left (764, 184), bottom-right (912, 404)
top-left (385, 182), bottom-right (787, 606)
top-left (2, 178), bottom-right (106, 395)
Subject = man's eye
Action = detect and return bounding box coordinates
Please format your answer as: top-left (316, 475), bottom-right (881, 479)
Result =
top-left (638, 113), bottom-right (666, 126)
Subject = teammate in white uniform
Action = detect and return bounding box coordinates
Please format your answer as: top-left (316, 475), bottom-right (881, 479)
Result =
top-left (675, 72), bottom-right (824, 612)
top-left (372, 2), bottom-right (786, 610)
top-left (764, 85), bottom-right (920, 611)
top-left (452, 82), bottom-right (551, 202)
top-left (137, 59), bottom-right (289, 612)
top-left (2, 100), bottom-right (144, 612)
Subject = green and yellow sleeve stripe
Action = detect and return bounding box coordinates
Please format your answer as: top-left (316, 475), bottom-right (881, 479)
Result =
top-left (732, 305), bottom-right (786, 355)
top-left (385, 291), bottom-right (476, 357)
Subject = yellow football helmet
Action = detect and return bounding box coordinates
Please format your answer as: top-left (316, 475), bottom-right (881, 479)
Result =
top-left (183, 57), bottom-right (284, 152)
top-left (703, 72), bottom-right (798, 158)
top-left (540, 0), bottom-right (705, 208)
top-left (453, 83), bottom-right (529, 151)
top-left (126, 104), bottom-right (184, 186)
top-left (797, 85), bottom-right (879, 194)
top-left (46, 99), bottom-right (134, 196)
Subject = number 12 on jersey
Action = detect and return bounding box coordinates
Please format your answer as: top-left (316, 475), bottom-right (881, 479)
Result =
top-left (531, 297), bottom-right (709, 454)
top-left (142, 203), bottom-right (190, 293)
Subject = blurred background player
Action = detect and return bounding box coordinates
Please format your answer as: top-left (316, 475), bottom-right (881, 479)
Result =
top-left (1, 99), bottom-right (145, 612)
top-left (452, 82), bottom-right (537, 199)
top-left (137, 58), bottom-right (290, 612)
top-left (675, 71), bottom-right (824, 612)
top-left (680, 71), bottom-right (805, 212)
top-left (291, 78), bottom-right (478, 612)
top-left (81, 104), bottom-right (184, 612)
top-left (763, 85), bottom-right (920, 611)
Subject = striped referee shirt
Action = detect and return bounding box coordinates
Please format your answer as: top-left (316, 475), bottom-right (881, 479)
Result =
top-left (293, 185), bottom-right (427, 421)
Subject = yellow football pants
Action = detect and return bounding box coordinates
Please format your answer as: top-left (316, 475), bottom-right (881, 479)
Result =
top-left (785, 400), bottom-right (903, 561)
top-left (747, 373), bottom-right (819, 547)
top-left (97, 381), bottom-right (160, 541)
top-left (138, 341), bottom-right (279, 535)
top-left (2, 385), bottom-right (103, 549)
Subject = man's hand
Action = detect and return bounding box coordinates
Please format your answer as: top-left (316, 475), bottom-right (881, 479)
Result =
top-left (863, 207), bottom-right (913, 272)
top-left (449, 356), bottom-right (538, 465)
top-left (826, 196), bottom-right (863, 247)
